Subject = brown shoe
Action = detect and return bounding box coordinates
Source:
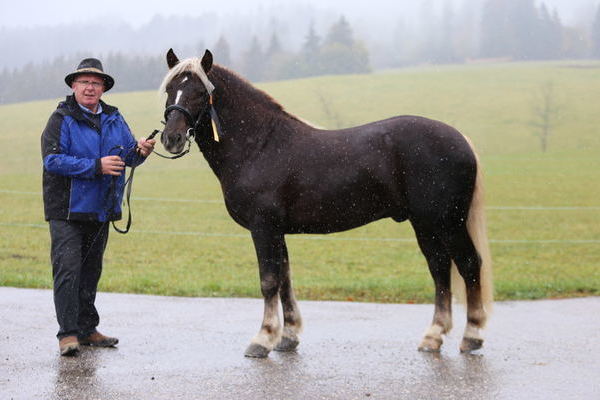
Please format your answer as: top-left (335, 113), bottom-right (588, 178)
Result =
top-left (79, 331), bottom-right (119, 347)
top-left (59, 336), bottom-right (80, 356)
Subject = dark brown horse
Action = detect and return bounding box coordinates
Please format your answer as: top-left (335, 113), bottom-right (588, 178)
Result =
top-left (158, 49), bottom-right (493, 358)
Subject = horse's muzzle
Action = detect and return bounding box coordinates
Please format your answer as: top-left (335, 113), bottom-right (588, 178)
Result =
top-left (162, 131), bottom-right (187, 154)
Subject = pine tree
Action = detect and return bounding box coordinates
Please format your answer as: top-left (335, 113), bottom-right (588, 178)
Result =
top-left (480, 0), bottom-right (560, 60)
top-left (302, 22), bottom-right (321, 72)
top-left (324, 16), bottom-right (354, 47)
top-left (537, 4), bottom-right (563, 60)
top-left (266, 32), bottom-right (283, 58)
top-left (293, 22), bottom-right (322, 77)
top-left (480, 0), bottom-right (512, 58)
top-left (320, 16), bottom-right (370, 74)
top-left (241, 36), bottom-right (264, 82)
top-left (591, 5), bottom-right (600, 58)
top-left (263, 32), bottom-right (293, 81)
top-left (435, 2), bottom-right (459, 64)
top-left (510, 0), bottom-right (538, 60)
top-left (213, 35), bottom-right (232, 67)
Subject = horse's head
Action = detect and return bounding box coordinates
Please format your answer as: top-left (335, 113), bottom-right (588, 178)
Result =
top-left (160, 48), bottom-right (214, 154)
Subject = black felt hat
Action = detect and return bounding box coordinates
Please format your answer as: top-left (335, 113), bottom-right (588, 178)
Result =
top-left (64, 58), bottom-right (114, 91)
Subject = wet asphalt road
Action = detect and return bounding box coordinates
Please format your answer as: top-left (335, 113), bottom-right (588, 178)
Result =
top-left (0, 287), bottom-right (598, 400)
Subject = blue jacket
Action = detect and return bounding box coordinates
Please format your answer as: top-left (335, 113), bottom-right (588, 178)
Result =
top-left (41, 95), bottom-right (145, 222)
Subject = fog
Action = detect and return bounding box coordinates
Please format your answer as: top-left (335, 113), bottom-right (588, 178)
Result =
top-left (0, 0), bottom-right (593, 29)
top-left (0, 0), bottom-right (597, 71)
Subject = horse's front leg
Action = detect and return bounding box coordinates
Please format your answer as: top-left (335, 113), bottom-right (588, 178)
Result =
top-left (244, 230), bottom-right (285, 358)
top-left (274, 241), bottom-right (303, 352)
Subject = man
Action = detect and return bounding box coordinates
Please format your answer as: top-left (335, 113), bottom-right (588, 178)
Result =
top-left (41, 58), bottom-right (155, 356)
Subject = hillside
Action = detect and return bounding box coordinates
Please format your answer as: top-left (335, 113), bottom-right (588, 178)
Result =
top-left (0, 62), bottom-right (598, 302)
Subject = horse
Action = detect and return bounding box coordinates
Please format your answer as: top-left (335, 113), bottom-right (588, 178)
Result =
top-left (157, 49), bottom-right (493, 358)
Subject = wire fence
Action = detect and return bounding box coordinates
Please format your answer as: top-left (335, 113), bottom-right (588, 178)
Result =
top-left (2, 187), bottom-right (599, 245)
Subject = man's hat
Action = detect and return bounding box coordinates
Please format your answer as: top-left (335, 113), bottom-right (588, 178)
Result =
top-left (64, 58), bottom-right (115, 91)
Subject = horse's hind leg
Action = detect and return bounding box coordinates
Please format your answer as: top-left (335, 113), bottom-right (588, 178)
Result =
top-left (446, 227), bottom-right (487, 352)
top-left (412, 224), bottom-right (453, 352)
top-left (274, 242), bottom-right (303, 352)
top-left (245, 230), bottom-right (285, 358)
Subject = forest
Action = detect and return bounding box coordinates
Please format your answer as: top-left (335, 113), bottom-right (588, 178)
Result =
top-left (1, 0), bottom-right (600, 104)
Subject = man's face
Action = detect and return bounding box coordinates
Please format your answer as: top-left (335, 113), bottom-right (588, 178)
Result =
top-left (71, 73), bottom-right (105, 112)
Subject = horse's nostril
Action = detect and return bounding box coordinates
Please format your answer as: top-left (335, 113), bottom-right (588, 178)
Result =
top-left (166, 134), bottom-right (182, 147)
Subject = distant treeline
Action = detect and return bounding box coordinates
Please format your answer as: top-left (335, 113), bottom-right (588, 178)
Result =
top-left (0, 17), bottom-right (368, 104)
top-left (2, 0), bottom-right (600, 105)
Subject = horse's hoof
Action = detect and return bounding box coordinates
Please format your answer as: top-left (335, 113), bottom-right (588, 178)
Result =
top-left (418, 345), bottom-right (442, 353)
top-left (418, 336), bottom-right (442, 352)
top-left (460, 337), bottom-right (483, 353)
top-left (274, 336), bottom-right (300, 352)
top-left (244, 343), bottom-right (270, 358)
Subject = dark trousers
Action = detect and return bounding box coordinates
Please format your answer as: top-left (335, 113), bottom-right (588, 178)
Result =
top-left (49, 220), bottom-right (109, 339)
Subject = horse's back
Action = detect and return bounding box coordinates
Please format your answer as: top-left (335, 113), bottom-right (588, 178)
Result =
top-left (305, 115), bottom-right (478, 221)
top-left (261, 115), bottom-right (477, 232)
top-left (298, 114), bottom-right (477, 188)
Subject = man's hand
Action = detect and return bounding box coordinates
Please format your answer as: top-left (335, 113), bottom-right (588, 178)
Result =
top-left (137, 137), bottom-right (156, 157)
top-left (100, 155), bottom-right (125, 176)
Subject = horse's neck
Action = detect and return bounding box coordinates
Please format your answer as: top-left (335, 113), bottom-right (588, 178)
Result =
top-left (214, 71), bottom-right (280, 132)
top-left (206, 70), bottom-right (297, 171)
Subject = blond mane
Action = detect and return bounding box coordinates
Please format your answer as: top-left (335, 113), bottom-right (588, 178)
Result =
top-left (158, 57), bottom-right (215, 95)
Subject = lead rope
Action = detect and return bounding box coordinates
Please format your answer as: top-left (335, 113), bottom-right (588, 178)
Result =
top-left (107, 145), bottom-right (135, 234)
top-left (113, 73), bottom-right (224, 234)
top-left (109, 125), bottom-right (196, 235)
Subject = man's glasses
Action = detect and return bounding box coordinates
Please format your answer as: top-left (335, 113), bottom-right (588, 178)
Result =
top-left (74, 80), bottom-right (104, 88)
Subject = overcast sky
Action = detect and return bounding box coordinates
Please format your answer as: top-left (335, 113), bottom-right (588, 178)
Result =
top-left (2, 0), bottom-right (415, 28)
top-left (0, 0), bottom-right (595, 29)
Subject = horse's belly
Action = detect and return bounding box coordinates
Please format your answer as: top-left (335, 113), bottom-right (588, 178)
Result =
top-left (285, 197), bottom-right (395, 234)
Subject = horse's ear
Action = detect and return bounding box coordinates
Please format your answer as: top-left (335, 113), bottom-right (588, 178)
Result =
top-left (201, 49), bottom-right (213, 74)
top-left (167, 48), bottom-right (179, 69)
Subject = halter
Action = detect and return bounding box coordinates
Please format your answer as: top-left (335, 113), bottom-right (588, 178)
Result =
top-left (152, 103), bottom-right (200, 159)
top-left (164, 103), bottom-right (202, 136)
top-left (152, 71), bottom-right (222, 159)
top-left (147, 100), bottom-right (219, 161)
top-left (111, 60), bottom-right (222, 234)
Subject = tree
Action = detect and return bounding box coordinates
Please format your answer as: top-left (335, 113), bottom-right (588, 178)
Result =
top-left (0, 51), bottom-right (168, 105)
top-left (266, 32), bottom-right (283, 58)
top-left (480, 0), bottom-right (512, 58)
top-left (241, 36), bottom-right (264, 82)
top-left (562, 26), bottom-right (588, 59)
top-left (434, 2), bottom-right (460, 64)
top-left (319, 16), bottom-right (370, 75)
top-left (510, 0), bottom-right (539, 60)
top-left (591, 4), bottom-right (600, 58)
top-left (480, 0), bottom-right (564, 60)
top-left (298, 22), bottom-right (322, 77)
top-left (480, 0), bottom-right (538, 59)
top-left (530, 81), bottom-right (561, 152)
top-left (324, 16), bottom-right (354, 47)
top-left (536, 4), bottom-right (563, 60)
top-left (314, 88), bottom-right (347, 129)
top-left (453, 0), bottom-right (479, 62)
top-left (280, 22), bottom-right (323, 79)
top-left (416, 0), bottom-right (438, 63)
top-left (213, 35), bottom-right (232, 67)
top-left (263, 32), bottom-right (293, 81)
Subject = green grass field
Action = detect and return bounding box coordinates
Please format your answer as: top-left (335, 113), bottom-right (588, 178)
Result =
top-left (1, 61), bottom-right (599, 303)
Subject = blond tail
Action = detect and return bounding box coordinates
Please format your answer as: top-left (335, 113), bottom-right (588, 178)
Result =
top-left (451, 140), bottom-right (494, 320)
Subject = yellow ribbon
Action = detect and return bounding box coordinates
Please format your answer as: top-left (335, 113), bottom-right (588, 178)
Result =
top-left (209, 95), bottom-right (219, 142)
